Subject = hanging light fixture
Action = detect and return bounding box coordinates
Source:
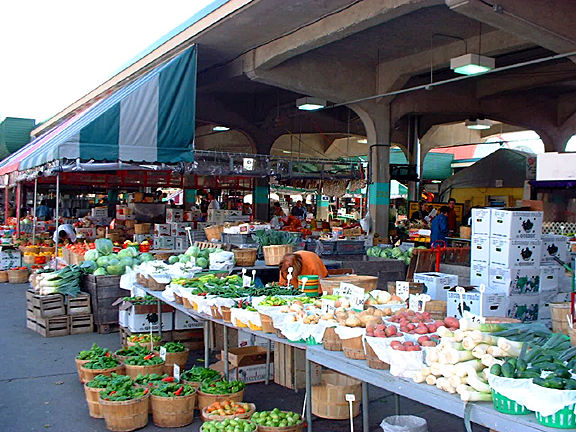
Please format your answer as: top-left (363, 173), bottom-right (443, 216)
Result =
top-left (450, 53), bottom-right (494, 75)
top-left (296, 96), bottom-right (326, 111)
top-left (212, 125), bottom-right (230, 132)
top-left (465, 118), bottom-right (493, 130)
top-left (357, 138), bottom-right (368, 144)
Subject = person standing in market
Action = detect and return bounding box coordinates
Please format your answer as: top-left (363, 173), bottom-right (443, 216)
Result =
top-left (430, 206), bottom-right (449, 244)
top-left (447, 198), bottom-right (458, 236)
top-left (53, 224), bottom-right (77, 244)
top-left (207, 192), bottom-right (220, 211)
top-left (290, 200), bottom-right (306, 219)
top-left (272, 202), bottom-right (285, 217)
top-left (278, 250), bottom-right (328, 291)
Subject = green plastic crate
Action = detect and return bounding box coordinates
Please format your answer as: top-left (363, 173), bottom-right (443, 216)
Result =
top-left (491, 390), bottom-right (532, 415)
top-left (305, 336), bottom-right (320, 345)
top-left (535, 404), bottom-right (576, 429)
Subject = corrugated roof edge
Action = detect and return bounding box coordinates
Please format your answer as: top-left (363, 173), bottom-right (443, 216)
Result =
top-left (112, 0), bottom-right (229, 76)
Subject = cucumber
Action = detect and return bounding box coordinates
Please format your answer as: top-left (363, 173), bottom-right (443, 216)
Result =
top-left (501, 362), bottom-right (516, 378)
top-left (555, 368), bottom-right (571, 379)
top-left (507, 358), bottom-right (517, 369)
top-left (519, 370), bottom-right (541, 379)
top-left (516, 358), bottom-right (527, 372)
top-left (490, 364), bottom-right (502, 377)
top-left (565, 380), bottom-right (576, 390)
top-left (543, 377), bottom-right (566, 389)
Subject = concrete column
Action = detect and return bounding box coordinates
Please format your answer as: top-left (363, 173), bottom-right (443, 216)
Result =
top-left (253, 177), bottom-right (270, 221)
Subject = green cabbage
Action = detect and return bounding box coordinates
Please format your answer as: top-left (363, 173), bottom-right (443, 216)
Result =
top-left (108, 258), bottom-right (120, 267)
top-left (93, 267), bottom-right (108, 276)
top-left (95, 238), bottom-right (114, 256)
top-left (168, 255), bottom-right (179, 264)
top-left (197, 257), bottom-right (208, 269)
top-left (118, 248), bottom-right (137, 258)
top-left (106, 265), bottom-right (125, 276)
top-left (179, 255), bottom-right (191, 263)
top-left (96, 256), bottom-right (110, 267)
top-left (84, 250), bottom-right (99, 261)
top-left (185, 246), bottom-right (200, 258)
top-left (81, 260), bottom-right (97, 273)
top-left (140, 253), bottom-right (154, 262)
top-left (119, 257), bottom-right (133, 267)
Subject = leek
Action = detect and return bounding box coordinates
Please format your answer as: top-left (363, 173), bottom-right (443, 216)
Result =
top-left (454, 360), bottom-right (483, 377)
top-left (486, 345), bottom-right (508, 357)
top-left (472, 344), bottom-right (490, 359)
top-left (460, 390), bottom-right (492, 402)
top-left (456, 384), bottom-right (474, 395)
top-left (462, 337), bottom-right (479, 351)
top-left (445, 349), bottom-right (474, 364)
top-left (497, 337), bottom-right (523, 357)
top-left (437, 326), bottom-right (454, 338)
top-left (425, 375), bottom-right (437, 385)
top-left (449, 374), bottom-right (466, 388)
top-left (466, 373), bottom-right (491, 393)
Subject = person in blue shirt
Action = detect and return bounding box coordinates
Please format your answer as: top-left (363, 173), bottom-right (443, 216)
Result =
top-left (430, 206), bottom-right (450, 244)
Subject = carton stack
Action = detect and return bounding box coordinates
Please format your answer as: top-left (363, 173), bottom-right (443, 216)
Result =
top-left (152, 209), bottom-right (193, 250)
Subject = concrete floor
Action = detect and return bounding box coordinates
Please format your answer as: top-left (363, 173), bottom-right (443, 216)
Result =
top-left (0, 283), bottom-right (488, 432)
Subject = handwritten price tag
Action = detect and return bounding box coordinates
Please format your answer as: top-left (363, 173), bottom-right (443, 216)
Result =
top-left (334, 283), bottom-right (365, 311)
top-left (395, 281), bottom-right (410, 302)
top-left (173, 364), bottom-right (181, 382)
top-left (321, 299), bottom-right (336, 314)
top-left (159, 347), bottom-right (167, 361)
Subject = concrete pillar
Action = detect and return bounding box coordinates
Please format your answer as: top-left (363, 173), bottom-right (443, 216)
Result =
top-left (253, 177), bottom-right (270, 221)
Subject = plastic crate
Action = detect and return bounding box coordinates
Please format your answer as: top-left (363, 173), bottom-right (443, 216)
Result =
top-left (335, 240), bottom-right (366, 255)
top-left (221, 233), bottom-right (257, 247)
top-left (305, 240), bottom-right (336, 256)
top-left (491, 390), bottom-right (532, 415)
top-left (535, 404), bottom-right (576, 428)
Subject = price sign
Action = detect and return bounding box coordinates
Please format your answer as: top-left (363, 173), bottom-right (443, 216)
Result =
top-left (321, 299), bottom-right (336, 315)
top-left (173, 364), bottom-right (181, 382)
top-left (243, 158), bottom-right (255, 171)
top-left (334, 283), bottom-right (365, 311)
top-left (159, 347), bottom-right (167, 361)
top-left (395, 281), bottom-right (410, 302)
top-left (242, 274), bottom-right (252, 288)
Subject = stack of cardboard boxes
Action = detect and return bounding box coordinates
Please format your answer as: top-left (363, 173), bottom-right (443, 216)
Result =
top-left (469, 208), bottom-right (565, 323)
top-left (153, 209), bottom-right (192, 250)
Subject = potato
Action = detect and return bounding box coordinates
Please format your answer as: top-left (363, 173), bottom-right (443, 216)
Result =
top-left (345, 316), bottom-right (362, 327)
top-left (373, 309), bottom-right (385, 318)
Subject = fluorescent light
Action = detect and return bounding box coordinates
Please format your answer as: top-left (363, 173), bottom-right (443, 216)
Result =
top-left (212, 125), bottom-right (230, 131)
top-left (296, 96), bottom-right (326, 111)
top-left (465, 119), bottom-right (493, 130)
top-left (357, 139), bottom-right (368, 144)
top-left (282, 150), bottom-right (292, 154)
top-left (450, 53), bottom-right (495, 76)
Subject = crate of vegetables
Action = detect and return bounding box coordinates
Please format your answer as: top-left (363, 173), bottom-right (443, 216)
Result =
top-left (251, 409), bottom-right (305, 431)
top-left (197, 380), bottom-right (246, 410)
top-left (123, 353), bottom-right (165, 378)
top-left (201, 419), bottom-right (256, 432)
top-left (202, 400), bottom-right (256, 421)
top-left (150, 383), bottom-right (197, 427)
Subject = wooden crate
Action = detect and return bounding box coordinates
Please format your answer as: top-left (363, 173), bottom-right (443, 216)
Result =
top-left (96, 323), bottom-right (120, 334)
top-left (26, 290), bottom-right (66, 318)
top-left (81, 275), bottom-right (123, 326)
top-left (35, 315), bottom-right (70, 337)
top-left (26, 317), bottom-right (37, 332)
top-left (70, 314), bottom-right (94, 334)
top-left (273, 343), bottom-right (307, 390)
top-left (67, 293), bottom-right (91, 315)
top-left (173, 329), bottom-right (204, 351)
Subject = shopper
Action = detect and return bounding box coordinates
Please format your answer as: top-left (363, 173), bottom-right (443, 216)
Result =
top-left (278, 251), bottom-right (328, 290)
top-left (53, 224), bottom-right (77, 244)
top-left (273, 202), bottom-right (285, 217)
top-left (36, 200), bottom-right (52, 221)
top-left (430, 206), bottom-right (449, 244)
top-left (207, 192), bottom-right (220, 211)
top-left (290, 200), bottom-right (306, 219)
top-left (447, 198), bottom-right (458, 235)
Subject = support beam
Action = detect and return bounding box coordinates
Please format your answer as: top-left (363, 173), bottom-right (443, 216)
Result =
top-left (253, 177), bottom-right (270, 221)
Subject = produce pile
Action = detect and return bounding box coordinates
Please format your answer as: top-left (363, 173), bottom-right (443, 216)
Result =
top-left (167, 245), bottom-right (226, 269)
top-left (365, 245), bottom-right (426, 264)
top-left (32, 265), bottom-right (85, 296)
top-left (81, 238), bottom-right (154, 276)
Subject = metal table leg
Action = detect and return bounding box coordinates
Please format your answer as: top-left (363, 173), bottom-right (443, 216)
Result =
top-left (395, 393), bottom-right (400, 415)
top-left (204, 321), bottom-right (210, 368)
top-left (265, 339), bottom-right (271, 385)
top-left (157, 300), bottom-right (162, 338)
top-left (306, 359), bottom-right (312, 432)
top-left (223, 325), bottom-right (229, 380)
top-left (362, 382), bottom-right (369, 431)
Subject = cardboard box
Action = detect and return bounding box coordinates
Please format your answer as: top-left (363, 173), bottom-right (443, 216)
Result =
top-left (211, 360), bottom-right (274, 384)
top-left (169, 222), bottom-right (192, 237)
top-left (537, 152), bottom-right (576, 181)
top-left (470, 235), bottom-right (490, 263)
top-left (91, 207), bottom-right (108, 218)
top-left (238, 329), bottom-right (270, 348)
top-left (134, 234), bottom-right (153, 243)
top-left (166, 209), bottom-right (183, 223)
top-left (154, 236), bottom-right (174, 250)
top-left (117, 214), bottom-right (136, 221)
top-left (154, 224), bottom-right (171, 236)
top-left (76, 227), bottom-right (96, 238)
top-left (471, 208), bottom-right (492, 236)
top-left (541, 234), bottom-right (569, 265)
top-left (446, 288), bottom-right (506, 319)
top-left (489, 268), bottom-right (541, 295)
top-left (490, 238), bottom-right (542, 268)
top-left (211, 346), bottom-right (273, 384)
top-left (490, 209), bottom-right (543, 240)
top-left (0, 249), bottom-right (21, 270)
top-left (273, 342), bottom-right (321, 389)
top-left (413, 272), bottom-right (459, 301)
top-left (506, 294), bottom-right (540, 322)
top-left (184, 209), bottom-right (202, 222)
top-left (470, 261), bottom-right (489, 288)
top-left (538, 291), bottom-right (557, 320)
top-left (125, 309), bottom-right (173, 332)
top-left (174, 310), bottom-right (203, 330)
top-left (540, 267), bottom-right (560, 291)
top-left (174, 236), bottom-right (190, 251)
top-left (238, 223), bottom-right (270, 234)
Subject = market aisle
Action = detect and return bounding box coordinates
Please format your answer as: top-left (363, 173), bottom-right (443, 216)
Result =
top-left (0, 284), bottom-right (487, 432)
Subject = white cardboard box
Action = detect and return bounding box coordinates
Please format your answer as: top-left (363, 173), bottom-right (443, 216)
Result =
top-left (541, 234), bottom-right (569, 265)
top-left (154, 224), bottom-right (171, 236)
top-left (540, 267), bottom-right (560, 291)
top-left (154, 236), bottom-right (174, 250)
top-left (0, 249), bottom-right (21, 270)
top-left (471, 208), bottom-right (492, 236)
top-left (537, 152), bottom-right (576, 181)
top-left (169, 222), bottom-right (192, 237)
top-left (174, 310), bottom-right (203, 330)
top-left (166, 209), bottom-right (184, 223)
top-left (174, 236), bottom-right (190, 251)
top-left (489, 268), bottom-right (541, 295)
top-left (490, 238), bottom-right (542, 268)
top-left (126, 310), bottom-right (173, 332)
top-left (506, 295), bottom-right (540, 322)
top-left (413, 272), bottom-right (459, 301)
top-left (470, 261), bottom-right (489, 288)
top-left (490, 209), bottom-right (543, 240)
top-left (471, 235), bottom-right (490, 263)
top-left (538, 291), bottom-right (557, 320)
top-left (134, 234), bottom-right (152, 243)
top-left (238, 330), bottom-right (270, 348)
top-left (446, 289), bottom-right (506, 320)
top-left (91, 207), bottom-right (108, 218)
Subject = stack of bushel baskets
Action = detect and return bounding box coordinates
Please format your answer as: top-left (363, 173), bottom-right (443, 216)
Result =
top-left (26, 290), bottom-right (93, 337)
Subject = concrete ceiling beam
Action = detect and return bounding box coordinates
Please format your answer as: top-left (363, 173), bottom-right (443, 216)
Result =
top-left (252, 0), bottom-right (443, 71)
top-left (446, 0), bottom-right (576, 59)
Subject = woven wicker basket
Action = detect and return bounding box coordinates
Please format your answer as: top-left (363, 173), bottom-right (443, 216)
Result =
top-left (211, 305), bottom-right (223, 320)
top-left (233, 248), bottom-right (257, 267)
top-left (551, 303), bottom-right (572, 335)
top-left (322, 327), bottom-right (342, 351)
top-left (200, 403), bottom-right (256, 422)
top-left (259, 313), bottom-right (275, 334)
top-left (263, 244), bottom-right (293, 266)
top-left (364, 340), bottom-right (389, 370)
top-left (205, 225), bottom-right (223, 242)
top-left (0, 271), bottom-right (8, 283)
top-left (221, 306), bottom-right (232, 323)
top-left (341, 336), bottom-right (366, 360)
top-left (8, 269), bottom-right (29, 284)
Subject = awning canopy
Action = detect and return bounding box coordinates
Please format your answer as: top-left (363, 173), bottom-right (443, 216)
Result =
top-left (0, 45), bottom-right (197, 176)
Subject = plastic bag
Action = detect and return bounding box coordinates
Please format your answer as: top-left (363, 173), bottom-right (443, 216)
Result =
top-left (209, 251), bottom-right (235, 270)
top-left (389, 349), bottom-right (425, 378)
top-left (360, 211), bottom-right (371, 233)
top-left (380, 415), bottom-right (428, 432)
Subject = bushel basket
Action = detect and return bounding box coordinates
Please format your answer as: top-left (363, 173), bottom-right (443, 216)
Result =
top-left (201, 403), bottom-right (256, 422)
top-left (124, 363), bottom-right (165, 379)
top-left (196, 388), bottom-right (244, 410)
top-left (341, 336), bottom-right (365, 360)
top-left (80, 364), bottom-right (125, 384)
top-left (233, 248), bottom-right (257, 267)
top-left (151, 392), bottom-right (196, 428)
top-left (99, 394), bottom-right (149, 432)
top-left (263, 244), bottom-right (293, 266)
top-left (84, 384), bottom-right (106, 418)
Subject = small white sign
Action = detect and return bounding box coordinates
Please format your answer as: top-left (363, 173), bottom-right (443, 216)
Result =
top-left (321, 299), bottom-right (336, 314)
top-left (395, 281), bottom-right (410, 301)
top-left (345, 394), bottom-right (356, 402)
top-left (173, 364), bottom-right (180, 382)
top-left (243, 158), bottom-right (255, 171)
top-left (159, 347), bottom-right (167, 361)
top-left (334, 283), bottom-right (364, 311)
top-left (242, 275), bottom-right (252, 288)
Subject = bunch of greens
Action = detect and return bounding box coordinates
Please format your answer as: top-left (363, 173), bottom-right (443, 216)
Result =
top-left (100, 381), bottom-right (147, 402)
top-left (124, 354), bottom-right (164, 366)
top-left (233, 299), bottom-right (256, 311)
top-left (35, 264), bottom-right (84, 297)
top-left (151, 383), bottom-right (195, 397)
top-left (200, 380), bottom-right (246, 395)
top-left (115, 345), bottom-right (152, 358)
top-left (251, 230), bottom-right (297, 247)
top-left (181, 366), bottom-right (221, 383)
top-left (128, 334), bottom-right (161, 344)
top-left (77, 343), bottom-right (109, 360)
top-left (161, 342), bottom-right (187, 353)
top-left (122, 295), bottom-right (157, 304)
top-left (134, 373), bottom-right (172, 387)
top-left (84, 356), bottom-right (119, 370)
top-left (86, 374), bottom-right (115, 389)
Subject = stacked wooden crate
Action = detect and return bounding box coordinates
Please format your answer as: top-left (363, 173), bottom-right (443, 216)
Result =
top-left (26, 290), bottom-right (93, 337)
top-left (82, 274), bottom-right (123, 333)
